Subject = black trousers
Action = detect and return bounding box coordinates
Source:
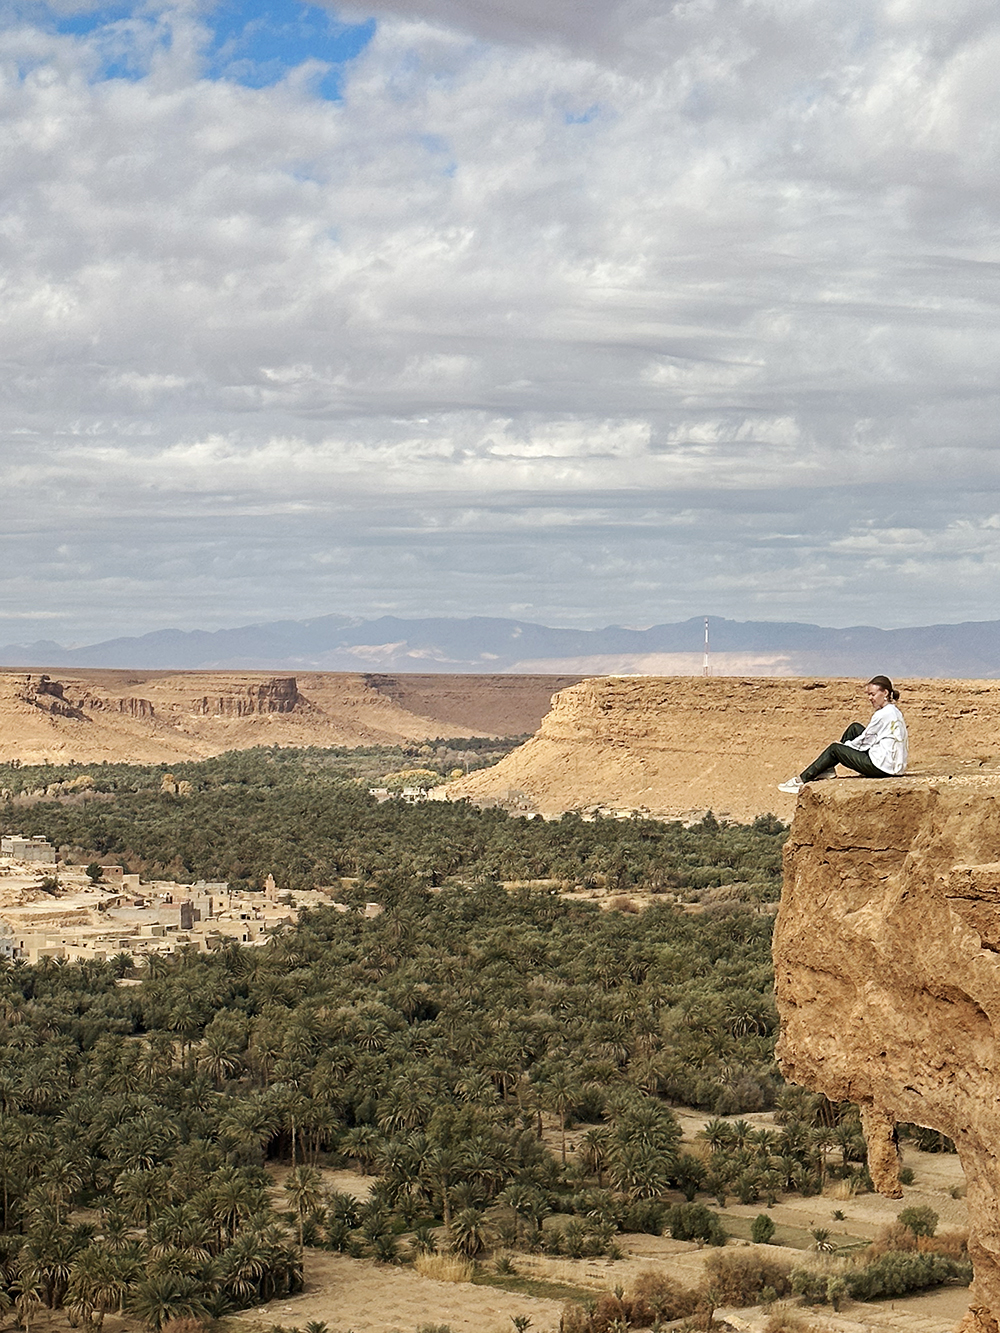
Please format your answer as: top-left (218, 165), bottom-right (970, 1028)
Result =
top-left (800, 722), bottom-right (890, 783)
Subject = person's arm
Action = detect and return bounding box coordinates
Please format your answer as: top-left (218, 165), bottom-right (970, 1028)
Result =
top-left (844, 708), bottom-right (888, 752)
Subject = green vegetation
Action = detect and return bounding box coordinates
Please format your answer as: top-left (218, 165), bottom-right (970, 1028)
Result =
top-left (790, 1249), bottom-right (972, 1303)
top-left (899, 1205), bottom-right (939, 1238)
top-left (0, 749), bottom-right (972, 1328)
top-left (0, 748), bottom-right (785, 896)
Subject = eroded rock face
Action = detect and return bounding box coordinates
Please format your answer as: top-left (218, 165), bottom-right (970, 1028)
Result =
top-left (194, 678), bottom-right (306, 716)
top-left (447, 676), bottom-right (1000, 821)
top-left (774, 773), bottom-right (1000, 1332)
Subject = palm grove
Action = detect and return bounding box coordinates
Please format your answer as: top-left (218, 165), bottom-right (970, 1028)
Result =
top-left (0, 748), bottom-right (946, 1328)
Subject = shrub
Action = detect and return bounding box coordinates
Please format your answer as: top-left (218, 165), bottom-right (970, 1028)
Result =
top-left (790, 1266), bottom-right (829, 1303)
top-left (751, 1214), bottom-right (776, 1245)
top-left (899, 1205), bottom-right (938, 1238)
top-left (666, 1202), bottom-right (727, 1245)
top-left (589, 1293), bottom-right (629, 1333)
top-left (702, 1250), bottom-right (793, 1306)
top-left (559, 1278), bottom-right (700, 1333)
top-left (845, 1251), bottom-right (972, 1301)
top-left (619, 1199), bottom-right (667, 1235)
top-left (413, 1253), bottom-right (473, 1283)
top-left (917, 1230), bottom-right (969, 1259)
top-left (866, 1222), bottom-right (917, 1259)
top-left (630, 1270), bottom-right (700, 1321)
top-left (559, 1305), bottom-right (591, 1333)
top-left (825, 1276), bottom-right (848, 1311)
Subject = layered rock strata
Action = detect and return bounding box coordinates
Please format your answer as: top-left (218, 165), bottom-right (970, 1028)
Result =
top-left (446, 676), bottom-right (1000, 821)
top-left (774, 774), bottom-right (1000, 1332)
top-left (0, 670), bottom-right (573, 765)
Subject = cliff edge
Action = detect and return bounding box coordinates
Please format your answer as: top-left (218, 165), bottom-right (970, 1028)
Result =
top-left (774, 773), bottom-right (1000, 1332)
top-left (446, 677), bottom-right (1000, 821)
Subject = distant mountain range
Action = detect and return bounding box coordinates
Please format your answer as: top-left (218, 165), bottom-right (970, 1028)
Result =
top-left (6, 613), bottom-right (1000, 677)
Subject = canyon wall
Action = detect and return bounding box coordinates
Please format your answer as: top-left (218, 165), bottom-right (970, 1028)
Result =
top-left (0, 670), bottom-right (577, 765)
top-left (774, 775), bottom-right (1000, 1333)
top-left (446, 676), bottom-right (1000, 820)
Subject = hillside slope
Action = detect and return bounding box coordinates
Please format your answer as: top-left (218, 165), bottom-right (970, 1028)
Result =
top-left (445, 676), bottom-right (999, 821)
top-left (0, 671), bottom-right (581, 765)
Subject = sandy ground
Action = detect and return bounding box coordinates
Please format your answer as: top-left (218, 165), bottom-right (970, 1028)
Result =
top-left (238, 1251), bottom-right (567, 1333)
top-left (241, 1114), bottom-right (970, 1333)
top-left (0, 669), bottom-right (574, 765)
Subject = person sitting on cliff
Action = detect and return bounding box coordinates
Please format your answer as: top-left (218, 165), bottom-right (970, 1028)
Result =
top-left (778, 675), bottom-right (908, 794)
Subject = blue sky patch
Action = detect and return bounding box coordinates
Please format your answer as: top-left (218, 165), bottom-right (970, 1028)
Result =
top-left (35, 0), bottom-right (375, 94)
top-left (49, 3), bottom-right (159, 81)
top-left (204, 0), bottom-right (375, 98)
top-left (54, 4), bottom-right (133, 38)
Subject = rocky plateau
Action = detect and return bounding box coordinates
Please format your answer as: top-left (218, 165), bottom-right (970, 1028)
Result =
top-left (0, 670), bottom-right (582, 764)
top-left (446, 675), bottom-right (1000, 820)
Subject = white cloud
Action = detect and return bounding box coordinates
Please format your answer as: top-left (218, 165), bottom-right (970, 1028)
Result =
top-left (1, 0), bottom-right (1000, 642)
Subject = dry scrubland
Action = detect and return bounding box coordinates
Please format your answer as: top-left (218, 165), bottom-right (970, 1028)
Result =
top-left (0, 670), bottom-right (582, 765)
top-left (225, 1125), bottom-right (970, 1333)
top-left (447, 676), bottom-right (1000, 821)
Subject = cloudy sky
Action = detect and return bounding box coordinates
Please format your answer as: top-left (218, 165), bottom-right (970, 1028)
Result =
top-left (2, 0), bottom-right (999, 644)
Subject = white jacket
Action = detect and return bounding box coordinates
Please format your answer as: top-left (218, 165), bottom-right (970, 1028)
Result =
top-left (845, 702), bottom-right (908, 775)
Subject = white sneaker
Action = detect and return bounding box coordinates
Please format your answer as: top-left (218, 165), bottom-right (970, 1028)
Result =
top-left (778, 777), bottom-right (803, 794)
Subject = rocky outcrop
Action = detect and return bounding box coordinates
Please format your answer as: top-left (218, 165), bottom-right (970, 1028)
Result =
top-left (446, 676), bottom-right (1000, 821)
top-left (77, 695), bottom-right (156, 719)
top-left (774, 773), bottom-right (1000, 1332)
top-left (193, 678), bottom-right (306, 716)
top-left (18, 675), bottom-right (89, 722)
top-left (0, 669), bottom-right (572, 765)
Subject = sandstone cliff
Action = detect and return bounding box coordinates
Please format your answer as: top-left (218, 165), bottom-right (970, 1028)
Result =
top-left (774, 774), bottom-right (1000, 1332)
top-left (0, 671), bottom-right (578, 765)
top-left (445, 676), bottom-right (1000, 821)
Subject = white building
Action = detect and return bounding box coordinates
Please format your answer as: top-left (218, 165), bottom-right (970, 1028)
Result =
top-left (0, 835), bottom-right (56, 864)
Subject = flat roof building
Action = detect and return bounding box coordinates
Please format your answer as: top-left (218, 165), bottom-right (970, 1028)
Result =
top-left (0, 835), bottom-right (56, 864)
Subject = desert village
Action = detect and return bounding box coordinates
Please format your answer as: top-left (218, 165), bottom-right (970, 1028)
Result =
top-left (0, 832), bottom-right (379, 966)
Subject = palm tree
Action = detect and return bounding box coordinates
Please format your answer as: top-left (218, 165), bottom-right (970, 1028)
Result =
top-left (700, 1119), bottom-right (733, 1152)
top-left (339, 1125), bottom-right (382, 1175)
top-left (283, 1165), bottom-right (323, 1253)
top-left (421, 1146), bottom-right (459, 1234)
top-left (209, 1170), bottom-right (268, 1248)
top-left (127, 1273), bottom-right (209, 1332)
top-left (12, 1270), bottom-right (43, 1333)
top-left (217, 1233), bottom-right (268, 1307)
top-left (198, 1029), bottom-right (244, 1088)
top-left (540, 1072), bottom-right (581, 1165)
top-left (450, 1207), bottom-right (491, 1258)
top-left (578, 1127), bottom-right (609, 1185)
top-left (67, 1247), bottom-right (136, 1332)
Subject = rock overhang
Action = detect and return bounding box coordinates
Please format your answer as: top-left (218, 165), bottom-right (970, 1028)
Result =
top-left (774, 771), bottom-right (1000, 1332)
